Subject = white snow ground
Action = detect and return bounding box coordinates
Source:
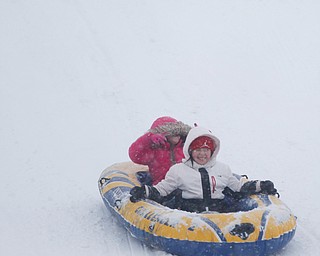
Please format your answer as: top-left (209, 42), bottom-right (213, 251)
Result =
top-left (1, 1), bottom-right (320, 255)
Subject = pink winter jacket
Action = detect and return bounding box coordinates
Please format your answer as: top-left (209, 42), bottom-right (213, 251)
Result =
top-left (128, 117), bottom-right (191, 185)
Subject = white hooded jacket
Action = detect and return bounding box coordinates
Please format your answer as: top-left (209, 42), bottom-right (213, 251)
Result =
top-left (154, 126), bottom-right (246, 200)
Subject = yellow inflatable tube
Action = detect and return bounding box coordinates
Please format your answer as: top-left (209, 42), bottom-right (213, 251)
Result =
top-left (98, 162), bottom-right (296, 256)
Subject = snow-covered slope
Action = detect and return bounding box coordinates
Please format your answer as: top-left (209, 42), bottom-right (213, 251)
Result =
top-left (1, 1), bottom-right (320, 255)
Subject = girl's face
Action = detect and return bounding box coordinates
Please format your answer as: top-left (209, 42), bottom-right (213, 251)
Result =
top-left (191, 148), bottom-right (211, 165)
top-left (166, 135), bottom-right (180, 145)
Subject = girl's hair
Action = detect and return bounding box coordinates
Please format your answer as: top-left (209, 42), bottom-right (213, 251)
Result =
top-left (186, 155), bottom-right (195, 167)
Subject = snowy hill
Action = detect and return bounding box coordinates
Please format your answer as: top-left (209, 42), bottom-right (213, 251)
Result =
top-left (1, 1), bottom-right (320, 255)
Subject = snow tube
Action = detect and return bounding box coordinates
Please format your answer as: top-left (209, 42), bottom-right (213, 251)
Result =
top-left (98, 162), bottom-right (296, 256)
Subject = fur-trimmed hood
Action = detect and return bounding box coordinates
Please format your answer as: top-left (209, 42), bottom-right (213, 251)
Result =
top-left (148, 116), bottom-right (191, 137)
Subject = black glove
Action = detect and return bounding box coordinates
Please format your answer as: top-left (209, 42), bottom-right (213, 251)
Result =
top-left (130, 186), bottom-right (146, 202)
top-left (222, 186), bottom-right (244, 200)
top-left (240, 180), bottom-right (258, 196)
top-left (260, 180), bottom-right (277, 195)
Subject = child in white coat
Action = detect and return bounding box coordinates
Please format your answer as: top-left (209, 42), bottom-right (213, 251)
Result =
top-left (130, 126), bottom-right (277, 213)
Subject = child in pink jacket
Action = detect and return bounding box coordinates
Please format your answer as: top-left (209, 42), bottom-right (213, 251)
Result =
top-left (129, 116), bottom-right (191, 185)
